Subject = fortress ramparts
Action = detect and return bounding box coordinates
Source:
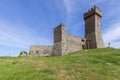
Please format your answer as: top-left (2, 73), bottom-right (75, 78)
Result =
top-left (29, 6), bottom-right (104, 56)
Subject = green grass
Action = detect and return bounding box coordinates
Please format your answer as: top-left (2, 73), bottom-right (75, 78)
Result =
top-left (0, 48), bottom-right (120, 80)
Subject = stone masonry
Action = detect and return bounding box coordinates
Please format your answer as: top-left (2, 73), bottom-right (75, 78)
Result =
top-left (29, 6), bottom-right (104, 56)
top-left (84, 6), bottom-right (104, 49)
top-left (30, 45), bottom-right (53, 56)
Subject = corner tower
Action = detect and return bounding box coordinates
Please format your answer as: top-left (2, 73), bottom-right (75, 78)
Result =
top-left (84, 6), bottom-right (104, 49)
top-left (53, 24), bottom-right (66, 56)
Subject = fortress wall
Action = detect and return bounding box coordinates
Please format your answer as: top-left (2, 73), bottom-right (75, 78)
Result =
top-left (64, 34), bottom-right (82, 55)
top-left (53, 42), bottom-right (62, 56)
top-left (30, 45), bottom-right (53, 56)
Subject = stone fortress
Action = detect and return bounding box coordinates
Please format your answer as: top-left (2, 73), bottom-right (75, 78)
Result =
top-left (29, 6), bottom-right (104, 56)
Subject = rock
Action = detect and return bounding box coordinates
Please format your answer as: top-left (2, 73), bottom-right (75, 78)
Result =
top-left (105, 63), bottom-right (112, 66)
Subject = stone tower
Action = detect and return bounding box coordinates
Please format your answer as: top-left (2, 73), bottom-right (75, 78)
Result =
top-left (53, 24), bottom-right (66, 56)
top-left (84, 6), bottom-right (104, 49)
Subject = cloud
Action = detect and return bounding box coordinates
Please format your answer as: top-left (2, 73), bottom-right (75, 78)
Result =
top-left (103, 22), bottom-right (120, 48)
top-left (0, 22), bottom-right (30, 48)
top-left (89, 0), bottom-right (103, 5)
top-left (56, 0), bottom-right (81, 21)
top-left (62, 0), bottom-right (74, 14)
top-left (0, 21), bottom-right (52, 49)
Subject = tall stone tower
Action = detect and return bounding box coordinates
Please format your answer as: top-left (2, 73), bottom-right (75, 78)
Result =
top-left (53, 24), bottom-right (66, 56)
top-left (84, 6), bottom-right (104, 49)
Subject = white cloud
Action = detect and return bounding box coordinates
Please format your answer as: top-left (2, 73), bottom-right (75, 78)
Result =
top-left (56, 0), bottom-right (81, 21)
top-left (0, 21), bottom-right (52, 49)
top-left (103, 22), bottom-right (120, 48)
top-left (89, 0), bottom-right (103, 5)
top-left (63, 0), bottom-right (74, 14)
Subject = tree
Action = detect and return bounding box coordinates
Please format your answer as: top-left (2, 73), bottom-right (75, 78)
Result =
top-left (19, 51), bottom-right (28, 57)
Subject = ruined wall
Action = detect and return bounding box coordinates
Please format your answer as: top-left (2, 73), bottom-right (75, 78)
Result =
top-left (53, 24), bottom-right (84, 56)
top-left (30, 45), bottom-right (53, 56)
top-left (64, 34), bottom-right (83, 55)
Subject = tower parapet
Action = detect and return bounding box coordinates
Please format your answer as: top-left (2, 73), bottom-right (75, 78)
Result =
top-left (84, 6), bottom-right (102, 20)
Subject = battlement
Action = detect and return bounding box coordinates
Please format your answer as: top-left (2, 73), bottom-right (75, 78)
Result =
top-left (84, 6), bottom-right (102, 20)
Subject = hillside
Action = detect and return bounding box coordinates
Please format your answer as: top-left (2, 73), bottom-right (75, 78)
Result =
top-left (0, 48), bottom-right (120, 80)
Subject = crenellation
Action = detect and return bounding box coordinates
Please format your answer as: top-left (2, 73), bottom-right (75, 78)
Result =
top-left (84, 6), bottom-right (102, 20)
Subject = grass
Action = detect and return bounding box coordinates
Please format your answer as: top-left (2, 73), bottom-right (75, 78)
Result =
top-left (0, 48), bottom-right (120, 80)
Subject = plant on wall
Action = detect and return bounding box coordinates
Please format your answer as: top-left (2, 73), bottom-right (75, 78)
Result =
top-left (36, 50), bottom-right (40, 56)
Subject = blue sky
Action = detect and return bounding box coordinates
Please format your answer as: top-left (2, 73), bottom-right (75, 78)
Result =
top-left (0, 0), bottom-right (120, 56)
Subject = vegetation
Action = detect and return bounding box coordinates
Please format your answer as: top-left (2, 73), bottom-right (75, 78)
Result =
top-left (19, 51), bottom-right (28, 57)
top-left (36, 50), bottom-right (40, 56)
top-left (0, 48), bottom-right (120, 80)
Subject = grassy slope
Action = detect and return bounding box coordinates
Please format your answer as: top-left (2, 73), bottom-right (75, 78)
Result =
top-left (0, 48), bottom-right (120, 80)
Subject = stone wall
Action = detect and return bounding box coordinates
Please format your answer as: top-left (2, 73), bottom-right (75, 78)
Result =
top-left (53, 24), bottom-right (84, 56)
top-left (30, 45), bottom-right (53, 56)
top-left (53, 24), bottom-right (66, 56)
top-left (64, 34), bottom-right (83, 55)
